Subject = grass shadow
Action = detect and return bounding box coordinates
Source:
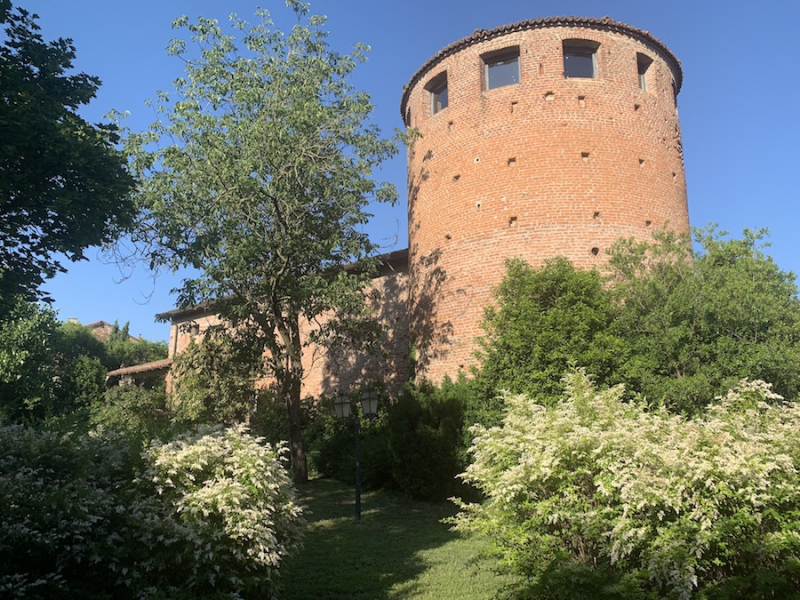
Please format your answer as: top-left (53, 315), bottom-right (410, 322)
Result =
top-left (281, 478), bottom-right (511, 599)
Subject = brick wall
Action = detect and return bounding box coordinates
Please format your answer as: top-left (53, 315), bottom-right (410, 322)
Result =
top-left (402, 18), bottom-right (690, 382)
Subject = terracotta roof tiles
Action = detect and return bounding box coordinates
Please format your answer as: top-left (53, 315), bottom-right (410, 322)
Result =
top-left (400, 15), bottom-right (683, 119)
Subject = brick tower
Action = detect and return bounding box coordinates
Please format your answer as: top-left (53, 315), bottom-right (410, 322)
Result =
top-left (401, 17), bottom-right (689, 382)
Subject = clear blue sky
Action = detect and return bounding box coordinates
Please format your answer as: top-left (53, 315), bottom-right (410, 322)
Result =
top-left (17, 0), bottom-right (800, 342)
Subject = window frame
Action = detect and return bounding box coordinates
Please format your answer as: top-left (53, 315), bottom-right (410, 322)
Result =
top-left (562, 39), bottom-right (600, 79)
top-left (425, 71), bottom-right (449, 115)
top-left (482, 46), bottom-right (521, 91)
top-left (637, 53), bottom-right (653, 90)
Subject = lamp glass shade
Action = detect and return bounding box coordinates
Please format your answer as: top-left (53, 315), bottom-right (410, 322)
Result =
top-left (361, 388), bottom-right (379, 416)
top-left (334, 391), bottom-right (351, 420)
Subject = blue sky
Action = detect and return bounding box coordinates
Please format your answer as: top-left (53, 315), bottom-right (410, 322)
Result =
top-left (16, 0), bottom-right (800, 342)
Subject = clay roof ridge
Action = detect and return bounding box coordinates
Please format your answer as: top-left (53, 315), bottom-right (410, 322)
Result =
top-left (399, 15), bottom-right (683, 119)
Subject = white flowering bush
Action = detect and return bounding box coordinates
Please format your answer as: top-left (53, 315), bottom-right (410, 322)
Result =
top-left (0, 424), bottom-right (303, 599)
top-left (141, 425), bottom-right (304, 597)
top-left (452, 371), bottom-right (800, 599)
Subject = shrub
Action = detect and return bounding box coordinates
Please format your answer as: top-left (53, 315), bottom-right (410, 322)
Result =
top-left (306, 378), bottom-right (476, 501)
top-left (452, 371), bottom-right (800, 599)
top-left (0, 424), bottom-right (303, 599)
top-left (141, 425), bottom-right (304, 597)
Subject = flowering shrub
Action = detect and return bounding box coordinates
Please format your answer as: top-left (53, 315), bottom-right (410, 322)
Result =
top-left (0, 424), bottom-right (303, 598)
top-left (142, 425), bottom-right (304, 596)
top-left (452, 371), bottom-right (800, 599)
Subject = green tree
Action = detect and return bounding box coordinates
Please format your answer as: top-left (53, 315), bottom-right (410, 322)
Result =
top-left (0, 297), bottom-right (59, 420)
top-left (477, 257), bottom-right (626, 405)
top-left (119, 4), bottom-right (397, 481)
top-left (608, 227), bottom-right (800, 412)
top-left (0, 1), bottom-right (134, 314)
top-left (103, 321), bottom-right (168, 369)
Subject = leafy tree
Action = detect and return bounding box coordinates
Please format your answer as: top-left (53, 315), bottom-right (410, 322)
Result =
top-left (103, 321), bottom-right (168, 369)
top-left (476, 257), bottom-right (626, 404)
top-left (0, 1), bottom-right (134, 314)
top-left (608, 227), bottom-right (800, 412)
top-left (0, 297), bottom-right (59, 420)
top-left (119, 4), bottom-right (397, 480)
top-left (169, 331), bottom-right (260, 425)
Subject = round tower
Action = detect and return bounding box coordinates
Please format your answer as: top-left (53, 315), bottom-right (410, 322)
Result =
top-left (401, 16), bottom-right (689, 383)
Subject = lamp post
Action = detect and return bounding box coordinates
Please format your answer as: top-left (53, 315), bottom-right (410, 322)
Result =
top-left (334, 387), bottom-right (379, 522)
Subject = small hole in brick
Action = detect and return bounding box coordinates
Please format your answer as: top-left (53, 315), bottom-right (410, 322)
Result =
top-left (593, 211), bottom-right (600, 219)
top-left (578, 95), bottom-right (585, 106)
top-left (591, 247), bottom-right (600, 256)
top-left (634, 103), bottom-right (641, 111)
top-left (581, 152), bottom-right (590, 162)
top-left (445, 233), bottom-right (452, 240)
top-left (544, 91), bottom-right (555, 101)
top-left (508, 216), bottom-right (517, 226)
top-left (448, 121), bottom-right (454, 130)
top-left (639, 158), bottom-right (645, 166)
top-left (539, 63), bottom-right (544, 75)
top-left (507, 157), bottom-right (516, 166)
top-left (511, 101), bottom-right (518, 113)
top-left (476, 201), bottom-right (482, 208)
top-left (645, 220), bottom-right (652, 227)
top-left (453, 174), bottom-right (460, 182)
top-left (672, 172), bottom-right (677, 181)
top-left (474, 157), bottom-right (480, 163)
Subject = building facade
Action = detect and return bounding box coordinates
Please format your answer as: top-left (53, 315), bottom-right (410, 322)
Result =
top-left (128, 16), bottom-right (690, 396)
top-left (402, 16), bottom-right (689, 382)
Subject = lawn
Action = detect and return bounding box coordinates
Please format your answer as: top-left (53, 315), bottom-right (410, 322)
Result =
top-left (280, 478), bottom-right (517, 599)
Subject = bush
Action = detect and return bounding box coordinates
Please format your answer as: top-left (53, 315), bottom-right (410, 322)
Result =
top-left (452, 371), bottom-right (800, 599)
top-left (0, 424), bottom-right (303, 599)
top-left (141, 425), bottom-right (304, 597)
top-left (306, 378), bottom-right (476, 501)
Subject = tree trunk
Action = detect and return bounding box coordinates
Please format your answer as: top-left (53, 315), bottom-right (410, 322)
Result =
top-left (278, 315), bottom-right (308, 483)
top-left (285, 377), bottom-right (308, 483)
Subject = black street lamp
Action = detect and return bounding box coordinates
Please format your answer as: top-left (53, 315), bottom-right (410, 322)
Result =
top-left (334, 386), bottom-right (379, 522)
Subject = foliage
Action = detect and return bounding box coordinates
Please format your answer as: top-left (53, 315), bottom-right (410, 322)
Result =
top-left (91, 385), bottom-right (172, 441)
top-left (385, 377), bottom-right (472, 501)
top-left (608, 227), bottom-right (800, 412)
top-left (452, 371), bottom-right (800, 599)
top-left (0, 298), bottom-right (59, 420)
top-left (118, 4), bottom-right (398, 481)
top-left (103, 321), bottom-right (168, 370)
top-left (477, 257), bottom-right (626, 405)
top-left (0, 305), bottom-right (168, 423)
top-left (307, 377), bottom-right (475, 501)
top-left (169, 332), bottom-right (260, 425)
top-left (0, 1), bottom-right (134, 314)
top-left (0, 423), bottom-right (303, 599)
top-left (141, 425), bottom-right (304, 597)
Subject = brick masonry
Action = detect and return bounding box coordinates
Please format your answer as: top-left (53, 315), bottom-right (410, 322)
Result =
top-left (402, 17), bottom-right (690, 383)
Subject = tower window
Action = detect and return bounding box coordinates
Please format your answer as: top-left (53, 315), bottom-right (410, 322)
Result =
top-left (637, 53), bottom-right (653, 90)
top-left (563, 40), bottom-right (599, 78)
top-left (483, 47), bottom-right (520, 90)
top-left (426, 72), bottom-right (448, 115)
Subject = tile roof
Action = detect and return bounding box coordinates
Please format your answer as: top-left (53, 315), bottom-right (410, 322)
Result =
top-left (400, 15), bottom-right (683, 119)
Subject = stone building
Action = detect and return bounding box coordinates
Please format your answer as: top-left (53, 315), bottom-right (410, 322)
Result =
top-left (129, 16), bottom-right (690, 397)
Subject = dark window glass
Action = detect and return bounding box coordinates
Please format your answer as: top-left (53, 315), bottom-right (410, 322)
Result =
top-left (564, 49), bottom-right (595, 78)
top-left (486, 54), bottom-right (519, 89)
top-left (426, 72), bottom-right (448, 115)
top-left (637, 53), bottom-right (652, 90)
top-left (431, 82), bottom-right (448, 113)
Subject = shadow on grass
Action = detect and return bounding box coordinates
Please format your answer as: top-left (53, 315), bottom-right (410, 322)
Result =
top-left (281, 478), bottom-right (486, 599)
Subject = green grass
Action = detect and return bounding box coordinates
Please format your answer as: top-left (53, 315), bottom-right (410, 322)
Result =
top-left (280, 478), bottom-right (517, 599)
